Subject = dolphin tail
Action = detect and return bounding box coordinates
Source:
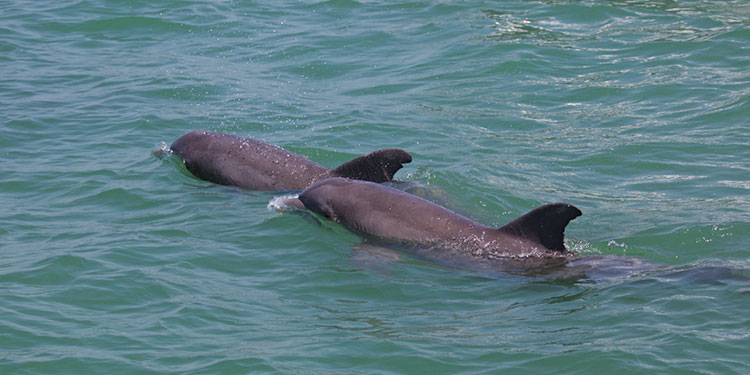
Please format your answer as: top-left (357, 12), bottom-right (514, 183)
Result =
top-left (331, 149), bottom-right (412, 183)
top-left (498, 203), bottom-right (582, 252)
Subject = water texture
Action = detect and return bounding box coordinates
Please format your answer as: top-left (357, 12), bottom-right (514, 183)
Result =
top-left (1, 0), bottom-right (749, 374)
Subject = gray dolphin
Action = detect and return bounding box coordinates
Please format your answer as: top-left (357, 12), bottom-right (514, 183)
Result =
top-left (298, 177), bottom-right (582, 270)
top-left (170, 130), bottom-right (412, 191)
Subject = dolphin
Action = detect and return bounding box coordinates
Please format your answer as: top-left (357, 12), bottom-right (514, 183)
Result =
top-left (298, 177), bottom-right (582, 270)
top-left (170, 130), bottom-right (412, 191)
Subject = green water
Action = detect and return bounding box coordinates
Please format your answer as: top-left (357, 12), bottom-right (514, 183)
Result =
top-left (2, 0), bottom-right (749, 373)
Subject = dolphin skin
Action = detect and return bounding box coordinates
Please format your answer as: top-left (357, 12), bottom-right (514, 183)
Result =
top-left (170, 130), bottom-right (412, 190)
top-left (299, 177), bottom-right (582, 268)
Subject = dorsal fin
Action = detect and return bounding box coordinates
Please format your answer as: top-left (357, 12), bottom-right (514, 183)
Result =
top-left (498, 203), bottom-right (582, 252)
top-left (332, 148), bottom-right (412, 183)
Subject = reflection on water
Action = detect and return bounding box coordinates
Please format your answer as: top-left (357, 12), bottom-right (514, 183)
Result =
top-left (348, 239), bottom-right (750, 287)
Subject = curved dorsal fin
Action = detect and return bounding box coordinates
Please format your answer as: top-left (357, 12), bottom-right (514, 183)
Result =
top-left (332, 148), bottom-right (412, 183)
top-left (498, 203), bottom-right (582, 252)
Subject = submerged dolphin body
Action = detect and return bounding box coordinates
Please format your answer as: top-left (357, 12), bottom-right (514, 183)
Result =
top-left (170, 130), bottom-right (412, 191)
top-left (298, 177), bottom-right (582, 271)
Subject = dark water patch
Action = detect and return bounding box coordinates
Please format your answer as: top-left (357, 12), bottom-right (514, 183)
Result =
top-left (38, 16), bottom-right (195, 41)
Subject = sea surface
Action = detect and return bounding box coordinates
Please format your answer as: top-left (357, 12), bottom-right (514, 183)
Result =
top-left (2, 0), bottom-right (749, 373)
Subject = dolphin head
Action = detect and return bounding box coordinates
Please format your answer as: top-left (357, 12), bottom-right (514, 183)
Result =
top-left (298, 177), bottom-right (353, 221)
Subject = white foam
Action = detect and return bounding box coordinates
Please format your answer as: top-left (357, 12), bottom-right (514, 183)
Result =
top-left (152, 141), bottom-right (173, 159)
top-left (267, 194), bottom-right (300, 212)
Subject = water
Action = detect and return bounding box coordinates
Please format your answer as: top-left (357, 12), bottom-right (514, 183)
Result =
top-left (2, 0), bottom-right (749, 373)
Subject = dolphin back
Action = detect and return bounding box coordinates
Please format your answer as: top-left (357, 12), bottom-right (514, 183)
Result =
top-left (332, 148), bottom-right (412, 183)
top-left (498, 203), bottom-right (582, 252)
top-left (170, 130), bottom-right (329, 190)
